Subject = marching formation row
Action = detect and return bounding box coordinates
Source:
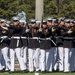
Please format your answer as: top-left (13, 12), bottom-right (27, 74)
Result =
top-left (0, 17), bottom-right (75, 73)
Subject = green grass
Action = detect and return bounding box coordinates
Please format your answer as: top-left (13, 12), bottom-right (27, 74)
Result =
top-left (0, 72), bottom-right (75, 75)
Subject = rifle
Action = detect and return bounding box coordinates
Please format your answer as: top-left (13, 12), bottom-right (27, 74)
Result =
top-left (40, 14), bottom-right (43, 29)
top-left (26, 16), bottom-right (29, 29)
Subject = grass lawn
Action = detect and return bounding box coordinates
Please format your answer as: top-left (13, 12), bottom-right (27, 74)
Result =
top-left (0, 72), bottom-right (75, 75)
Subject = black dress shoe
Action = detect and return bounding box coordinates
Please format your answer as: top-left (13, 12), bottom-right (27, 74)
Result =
top-left (30, 71), bottom-right (34, 73)
top-left (41, 71), bottom-right (46, 73)
top-left (70, 71), bottom-right (75, 73)
top-left (46, 71), bottom-right (53, 73)
top-left (0, 70), bottom-right (5, 73)
top-left (55, 69), bottom-right (59, 72)
top-left (20, 70), bottom-right (25, 73)
top-left (24, 69), bottom-right (29, 73)
top-left (20, 70), bottom-right (29, 73)
top-left (35, 71), bottom-right (39, 73)
top-left (52, 69), bottom-right (55, 72)
top-left (52, 69), bottom-right (59, 72)
top-left (9, 71), bottom-right (15, 73)
top-left (5, 70), bottom-right (10, 72)
top-left (64, 71), bottom-right (69, 73)
top-left (2, 68), bottom-right (5, 72)
top-left (59, 71), bottom-right (63, 73)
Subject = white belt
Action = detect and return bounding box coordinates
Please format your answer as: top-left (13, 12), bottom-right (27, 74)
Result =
top-left (55, 36), bottom-right (63, 38)
top-left (39, 38), bottom-right (51, 40)
top-left (1, 36), bottom-right (8, 39)
top-left (21, 37), bottom-right (27, 39)
top-left (39, 38), bottom-right (57, 46)
top-left (29, 37), bottom-right (39, 39)
top-left (64, 37), bottom-right (73, 39)
top-left (11, 37), bottom-right (20, 39)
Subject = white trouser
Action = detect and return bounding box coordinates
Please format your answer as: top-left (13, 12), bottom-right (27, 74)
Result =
top-left (58, 47), bottom-right (64, 71)
top-left (10, 48), bottom-right (26, 71)
top-left (1, 47), bottom-right (10, 70)
top-left (23, 47), bottom-right (28, 65)
top-left (47, 48), bottom-right (54, 72)
top-left (69, 48), bottom-right (75, 72)
top-left (28, 48), bottom-right (34, 72)
top-left (40, 49), bottom-right (46, 71)
top-left (1, 55), bottom-right (5, 69)
top-left (52, 47), bottom-right (58, 70)
top-left (39, 52), bottom-right (41, 70)
top-left (0, 49), bottom-right (2, 70)
top-left (33, 48), bottom-right (40, 71)
top-left (46, 50), bottom-right (49, 70)
top-left (64, 48), bottom-right (70, 72)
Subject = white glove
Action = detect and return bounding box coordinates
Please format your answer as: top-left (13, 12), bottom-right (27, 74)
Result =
top-left (67, 30), bottom-right (72, 34)
top-left (52, 28), bottom-right (56, 32)
top-left (1, 26), bottom-right (8, 30)
top-left (5, 24), bottom-right (10, 27)
top-left (39, 28), bottom-right (42, 32)
top-left (25, 29), bottom-right (30, 33)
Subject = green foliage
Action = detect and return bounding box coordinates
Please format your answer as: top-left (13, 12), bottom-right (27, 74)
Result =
top-left (0, 0), bottom-right (75, 19)
top-left (0, 0), bottom-right (35, 19)
top-left (62, 0), bottom-right (70, 5)
top-left (45, 1), bottom-right (57, 15)
top-left (61, 1), bottom-right (75, 18)
top-left (45, 0), bottom-right (75, 18)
